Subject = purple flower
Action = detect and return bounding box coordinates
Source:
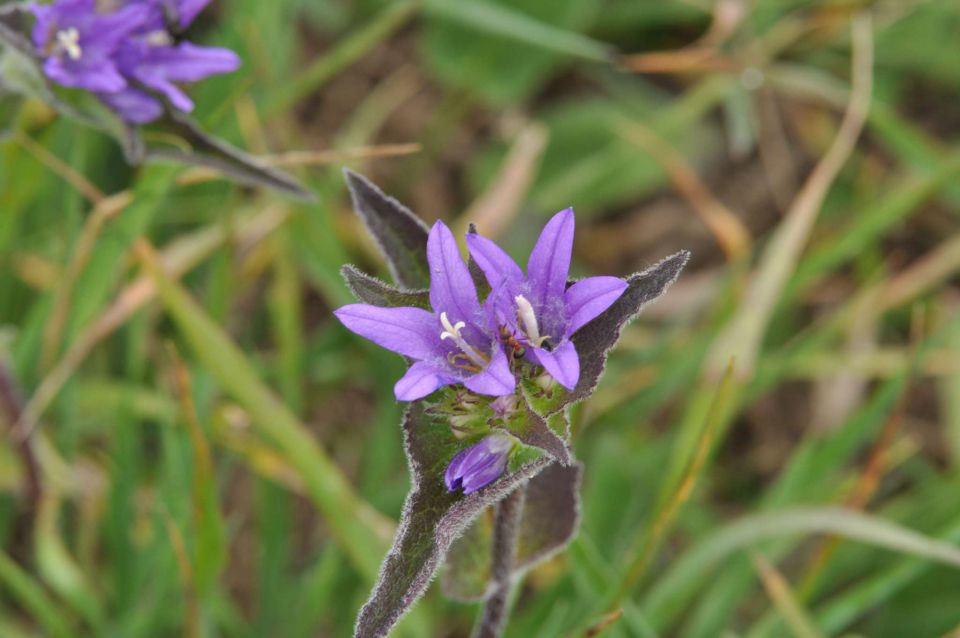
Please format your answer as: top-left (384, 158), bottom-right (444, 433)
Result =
top-left (98, 0), bottom-right (239, 122)
top-left (467, 208), bottom-right (627, 390)
top-left (335, 221), bottom-right (515, 402)
top-left (29, 0), bottom-right (239, 124)
top-left (444, 434), bottom-right (513, 494)
top-left (30, 0), bottom-right (150, 92)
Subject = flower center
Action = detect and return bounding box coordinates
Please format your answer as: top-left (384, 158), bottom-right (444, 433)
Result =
top-left (144, 30), bottom-right (174, 46)
top-left (439, 312), bottom-right (488, 369)
top-left (56, 28), bottom-right (82, 60)
top-left (514, 295), bottom-right (551, 348)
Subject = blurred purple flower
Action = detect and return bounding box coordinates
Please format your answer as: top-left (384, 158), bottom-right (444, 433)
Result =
top-left (30, 0), bottom-right (149, 92)
top-left (335, 221), bottom-right (515, 402)
top-left (467, 208), bottom-right (627, 390)
top-left (100, 0), bottom-right (239, 123)
top-left (29, 0), bottom-right (239, 124)
top-left (444, 434), bottom-right (513, 494)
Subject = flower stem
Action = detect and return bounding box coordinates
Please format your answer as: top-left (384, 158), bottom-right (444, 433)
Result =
top-left (473, 486), bottom-right (526, 638)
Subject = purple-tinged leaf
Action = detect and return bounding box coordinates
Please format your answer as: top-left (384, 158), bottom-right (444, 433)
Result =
top-left (147, 110), bottom-right (314, 201)
top-left (0, 3), bottom-right (34, 59)
top-left (442, 462), bottom-right (583, 602)
top-left (344, 170), bottom-right (432, 289)
top-left (524, 250), bottom-right (690, 416)
top-left (354, 403), bottom-right (551, 638)
top-left (340, 265), bottom-right (430, 310)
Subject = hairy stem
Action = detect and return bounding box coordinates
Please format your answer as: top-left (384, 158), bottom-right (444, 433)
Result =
top-left (474, 486), bottom-right (526, 638)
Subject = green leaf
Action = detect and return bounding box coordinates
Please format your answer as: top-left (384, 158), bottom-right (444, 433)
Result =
top-left (344, 170), bottom-right (432, 289)
top-left (422, 0), bottom-right (603, 104)
top-left (354, 402), bottom-right (551, 637)
top-left (340, 265), bottom-right (431, 309)
top-left (145, 110), bottom-right (314, 201)
top-left (643, 507), bottom-right (960, 630)
top-left (135, 241), bottom-right (390, 583)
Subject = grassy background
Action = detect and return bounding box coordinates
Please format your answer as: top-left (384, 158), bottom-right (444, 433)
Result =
top-left (2, 0), bottom-right (960, 636)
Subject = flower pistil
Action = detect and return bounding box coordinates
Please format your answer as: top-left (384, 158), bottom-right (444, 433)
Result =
top-left (514, 294), bottom-right (551, 349)
top-left (439, 311), bottom-right (488, 370)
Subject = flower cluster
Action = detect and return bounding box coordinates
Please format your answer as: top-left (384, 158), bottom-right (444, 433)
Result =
top-left (335, 208), bottom-right (628, 492)
top-left (29, 0), bottom-right (239, 123)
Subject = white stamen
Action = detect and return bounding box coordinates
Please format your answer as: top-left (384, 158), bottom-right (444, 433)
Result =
top-left (56, 28), bottom-right (82, 60)
top-left (514, 295), bottom-right (551, 348)
top-left (439, 312), bottom-right (487, 368)
top-left (144, 30), bottom-right (173, 47)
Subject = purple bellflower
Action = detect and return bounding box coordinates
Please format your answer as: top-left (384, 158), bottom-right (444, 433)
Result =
top-left (444, 434), bottom-right (514, 494)
top-left (335, 221), bottom-right (515, 402)
top-left (30, 0), bottom-right (149, 92)
top-left (98, 0), bottom-right (240, 123)
top-left (29, 0), bottom-right (239, 124)
top-left (467, 208), bottom-right (628, 390)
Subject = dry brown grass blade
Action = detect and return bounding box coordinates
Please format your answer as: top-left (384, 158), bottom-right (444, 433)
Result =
top-left (40, 191), bottom-right (134, 371)
top-left (749, 551), bottom-right (825, 638)
top-left (176, 143), bottom-right (422, 186)
top-left (160, 509), bottom-right (201, 638)
top-left (10, 205), bottom-right (289, 442)
top-left (14, 131), bottom-right (105, 204)
top-left (706, 13), bottom-right (874, 379)
top-left (584, 609), bottom-right (624, 637)
top-left (456, 120), bottom-right (548, 239)
top-left (616, 118), bottom-right (752, 261)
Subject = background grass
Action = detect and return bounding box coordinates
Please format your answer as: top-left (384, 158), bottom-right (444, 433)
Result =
top-left (2, 0), bottom-right (960, 636)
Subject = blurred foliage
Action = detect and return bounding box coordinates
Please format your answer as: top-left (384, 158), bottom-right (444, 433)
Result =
top-left (1, 0), bottom-right (960, 636)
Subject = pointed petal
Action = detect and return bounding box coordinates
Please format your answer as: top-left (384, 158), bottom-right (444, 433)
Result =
top-left (564, 276), bottom-right (628, 335)
top-left (97, 88), bottom-right (164, 123)
top-left (527, 208), bottom-right (574, 307)
top-left (463, 347), bottom-right (514, 396)
top-left (533, 340), bottom-right (579, 390)
top-left (394, 362), bottom-right (449, 401)
top-left (462, 454), bottom-right (508, 493)
top-left (465, 233), bottom-right (523, 291)
top-left (427, 221), bottom-right (480, 323)
top-left (334, 304), bottom-right (439, 360)
top-left (141, 43), bottom-right (241, 82)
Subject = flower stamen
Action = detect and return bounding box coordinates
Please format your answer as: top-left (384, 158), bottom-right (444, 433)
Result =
top-left (439, 312), bottom-right (488, 368)
top-left (514, 295), bottom-right (551, 348)
top-left (56, 27), bottom-right (82, 60)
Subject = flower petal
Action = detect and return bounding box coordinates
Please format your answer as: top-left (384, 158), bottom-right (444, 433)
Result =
top-left (334, 304), bottom-right (439, 360)
top-left (564, 276), bottom-right (628, 335)
top-left (465, 233), bottom-right (523, 291)
top-left (527, 208), bottom-right (574, 308)
top-left (43, 57), bottom-right (127, 92)
top-left (427, 221), bottom-right (480, 323)
top-left (139, 43), bottom-right (241, 82)
top-left (97, 88), bottom-right (164, 123)
top-left (533, 340), bottom-right (579, 390)
top-left (394, 361), bottom-right (450, 401)
top-left (463, 346), bottom-right (515, 396)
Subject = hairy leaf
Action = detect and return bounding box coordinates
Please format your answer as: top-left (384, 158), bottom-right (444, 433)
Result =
top-left (340, 265), bottom-right (431, 310)
top-left (524, 250), bottom-right (690, 416)
top-left (147, 110), bottom-right (314, 201)
top-left (442, 462), bottom-right (583, 601)
top-left (344, 170), bottom-right (432, 289)
top-left (354, 403), bottom-right (551, 638)
top-left (503, 403), bottom-right (572, 465)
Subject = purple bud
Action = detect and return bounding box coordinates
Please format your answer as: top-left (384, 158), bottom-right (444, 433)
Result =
top-left (444, 434), bottom-right (514, 494)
